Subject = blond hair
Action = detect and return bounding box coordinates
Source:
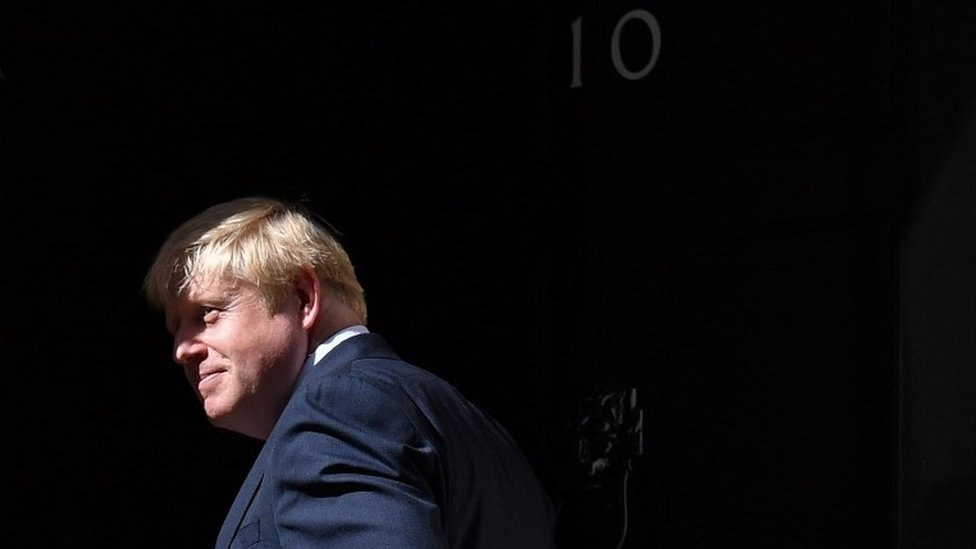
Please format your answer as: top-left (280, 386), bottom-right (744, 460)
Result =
top-left (143, 196), bottom-right (367, 323)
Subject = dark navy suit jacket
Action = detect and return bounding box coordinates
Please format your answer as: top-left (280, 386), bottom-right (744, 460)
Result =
top-left (215, 333), bottom-right (557, 548)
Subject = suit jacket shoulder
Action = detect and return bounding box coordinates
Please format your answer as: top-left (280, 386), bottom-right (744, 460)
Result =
top-left (216, 333), bottom-right (556, 548)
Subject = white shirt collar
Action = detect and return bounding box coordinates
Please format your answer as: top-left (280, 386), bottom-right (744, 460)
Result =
top-left (299, 324), bottom-right (370, 380)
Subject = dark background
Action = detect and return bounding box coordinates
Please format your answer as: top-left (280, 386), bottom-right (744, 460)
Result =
top-left (2, 1), bottom-right (974, 548)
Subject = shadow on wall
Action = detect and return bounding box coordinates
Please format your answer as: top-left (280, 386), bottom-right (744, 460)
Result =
top-left (898, 5), bottom-right (976, 547)
top-left (916, 474), bottom-right (976, 549)
top-left (898, 3), bottom-right (976, 222)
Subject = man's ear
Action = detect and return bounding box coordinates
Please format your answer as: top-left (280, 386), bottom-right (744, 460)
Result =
top-left (295, 269), bottom-right (321, 331)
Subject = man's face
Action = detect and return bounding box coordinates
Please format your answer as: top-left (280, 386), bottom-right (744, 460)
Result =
top-left (165, 276), bottom-right (308, 439)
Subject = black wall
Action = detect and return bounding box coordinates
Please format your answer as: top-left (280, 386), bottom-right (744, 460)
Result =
top-left (2, 1), bottom-right (973, 548)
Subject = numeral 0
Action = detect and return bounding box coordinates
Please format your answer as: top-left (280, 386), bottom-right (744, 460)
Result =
top-left (571, 9), bottom-right (662, 88)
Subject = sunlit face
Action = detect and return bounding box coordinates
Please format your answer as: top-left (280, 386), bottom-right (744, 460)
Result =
top-left (165, 275), bottom-right (309, 439)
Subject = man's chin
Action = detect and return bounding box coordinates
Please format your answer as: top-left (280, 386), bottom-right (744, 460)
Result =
top-left (203, 397), bottom-right (236, 427)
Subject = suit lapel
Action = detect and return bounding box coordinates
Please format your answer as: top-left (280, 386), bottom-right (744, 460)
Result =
top-left (215, 444), bottom-right (269, 548)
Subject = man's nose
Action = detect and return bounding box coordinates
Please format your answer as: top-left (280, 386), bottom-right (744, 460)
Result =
top-left (173, 327), bottom-right (205, 366)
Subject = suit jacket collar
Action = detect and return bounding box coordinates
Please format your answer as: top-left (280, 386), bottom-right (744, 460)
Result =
top-left (304, 332), bottom-right (398, 376)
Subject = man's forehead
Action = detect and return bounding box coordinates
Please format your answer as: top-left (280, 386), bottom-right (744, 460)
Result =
top-left (182, 275), bottom-right (242, 303)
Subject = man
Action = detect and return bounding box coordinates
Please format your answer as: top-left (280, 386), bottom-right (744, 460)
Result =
top-left (143, 196), bottom-right (557, 548)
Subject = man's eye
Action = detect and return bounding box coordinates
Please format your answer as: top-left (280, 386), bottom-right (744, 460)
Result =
top-left (202, 307), bottom-right (220, 322)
